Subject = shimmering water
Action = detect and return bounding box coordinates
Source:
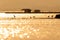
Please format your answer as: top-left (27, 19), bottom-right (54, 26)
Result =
top-left (0, 19), bottom-right (60, 40)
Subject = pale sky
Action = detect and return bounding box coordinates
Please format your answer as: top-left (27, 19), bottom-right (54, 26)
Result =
top-left (0, 0), bottom-right (60, 12)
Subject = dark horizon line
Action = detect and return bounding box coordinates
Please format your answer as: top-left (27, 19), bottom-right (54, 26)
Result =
top-left (5, 12), bottom-right (60, 13)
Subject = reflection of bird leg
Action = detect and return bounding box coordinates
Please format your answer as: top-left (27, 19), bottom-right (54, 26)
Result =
top-left (30, 16), bottom-right (36, 19)
top-left (13, 15), bottom-right (15, 18)
top-left (33, 16), bottom-right (35, 19)
top-left (51, 15), bottom-right (53, 18)
top-left (29, 16), bottom-right (33, 19)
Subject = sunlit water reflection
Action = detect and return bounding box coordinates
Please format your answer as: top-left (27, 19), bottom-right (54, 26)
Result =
top-left (0, 19), bottom-right (60, 40)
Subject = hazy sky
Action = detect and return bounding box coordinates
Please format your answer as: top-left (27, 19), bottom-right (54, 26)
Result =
top-left (0, 0), bottom-right (60, 12)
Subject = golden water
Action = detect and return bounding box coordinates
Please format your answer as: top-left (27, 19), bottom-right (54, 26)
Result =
top-left (0, 19), bottom-right (60, 40)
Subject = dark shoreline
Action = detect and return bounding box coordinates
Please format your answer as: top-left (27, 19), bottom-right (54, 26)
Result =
top-left (5, 12), bottom-right (60, 14)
